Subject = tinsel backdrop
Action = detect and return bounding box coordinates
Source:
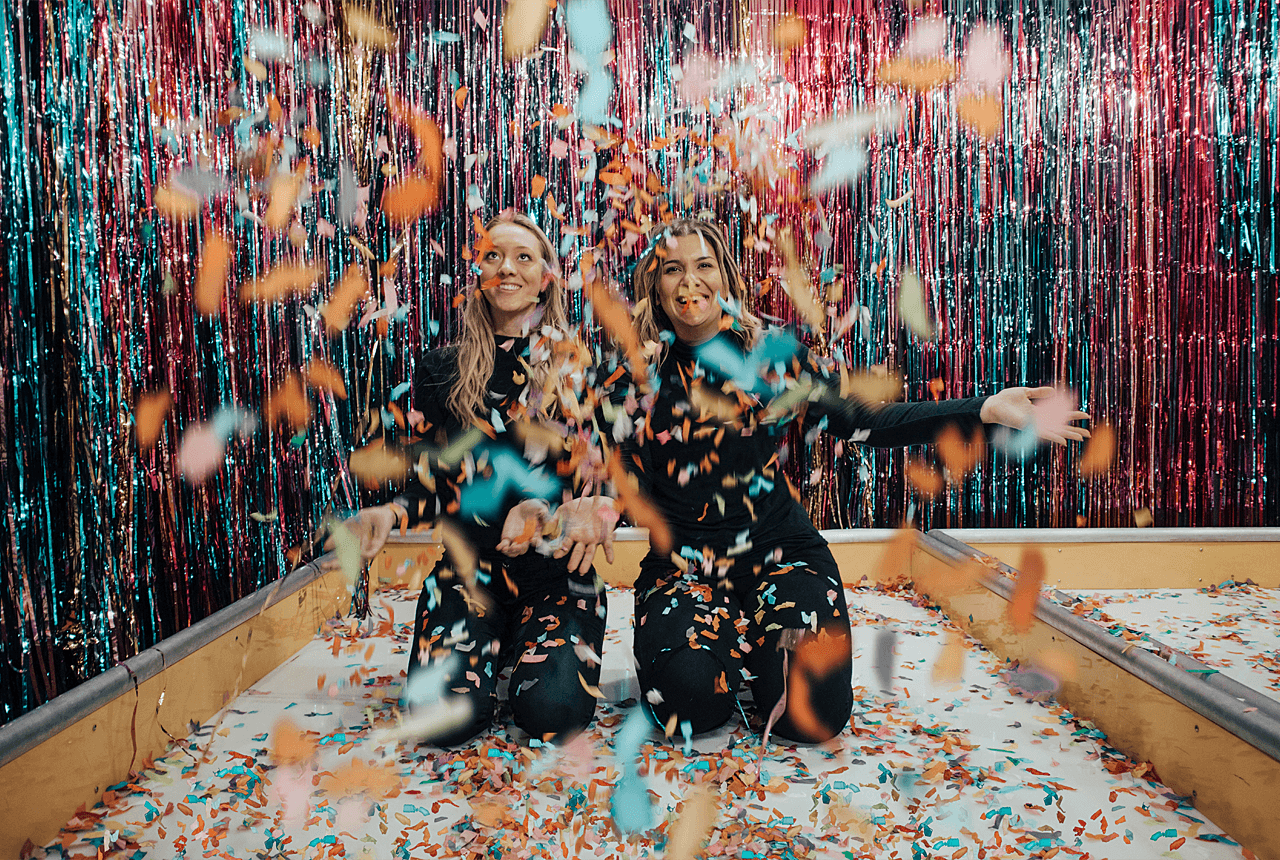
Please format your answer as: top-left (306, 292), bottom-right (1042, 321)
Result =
top-left (1, 0), bottom-right (1276, 723)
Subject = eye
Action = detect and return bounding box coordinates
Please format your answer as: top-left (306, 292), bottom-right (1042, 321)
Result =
top-left (519, 253), bottom-right (532, 262)
top-left (484, 250), bottom-right (499, 260)
top-left (698, 261), bottom-right (714, 270)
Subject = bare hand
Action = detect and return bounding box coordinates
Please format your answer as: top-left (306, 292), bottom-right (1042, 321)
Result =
top-left (553, 496), bottom-right (618, 575)
top-left (322, 504), bottom-right (400, 570)
top-left (496, 499), bottom-right (551, 557)
top-left (980, 386), bottom-right (1091, 446)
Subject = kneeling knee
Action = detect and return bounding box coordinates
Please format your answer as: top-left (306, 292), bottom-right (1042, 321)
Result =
top-left (643, 648), bottom-right (736, 736)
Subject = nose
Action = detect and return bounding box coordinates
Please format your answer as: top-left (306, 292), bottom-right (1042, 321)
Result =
top-left (497, 254), bottom-right (516, 274)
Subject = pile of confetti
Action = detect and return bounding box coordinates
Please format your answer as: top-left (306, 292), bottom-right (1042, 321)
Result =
top-left (28, 582), bottom-right (1259, 860)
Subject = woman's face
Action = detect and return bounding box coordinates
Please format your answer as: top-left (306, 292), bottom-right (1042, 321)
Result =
top-left (655, 233), bottom-right (726, 345)
top-left (478, 222), bottom-right (549, 335)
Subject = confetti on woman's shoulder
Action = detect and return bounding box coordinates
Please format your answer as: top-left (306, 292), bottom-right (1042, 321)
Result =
top-left (502, 0), bottom-right (552, 60)
top-left (134, 389), bottom-right (172, 449)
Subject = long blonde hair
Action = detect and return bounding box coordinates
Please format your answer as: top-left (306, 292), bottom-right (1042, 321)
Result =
top-left (447, 213), bottom-right (568, 422)
top-left (631, 218), bottom-right (762, 362)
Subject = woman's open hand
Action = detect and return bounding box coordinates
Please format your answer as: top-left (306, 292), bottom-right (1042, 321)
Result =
top-left (980, 386), bottom-right (1091, 445)
top-left (553, 496), bottom-right (618, 575)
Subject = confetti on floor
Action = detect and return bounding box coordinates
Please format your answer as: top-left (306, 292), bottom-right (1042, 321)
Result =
top-left (34, 584), bottom-right (1255, 859)
top-left (1058, 583), bottom-right (1280, 700)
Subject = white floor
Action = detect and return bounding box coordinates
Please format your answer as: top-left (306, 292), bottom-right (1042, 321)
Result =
top-left (1059, 584), bottom-right (1280, 701)
top-left (35, 584), bottom-right (1257, 859)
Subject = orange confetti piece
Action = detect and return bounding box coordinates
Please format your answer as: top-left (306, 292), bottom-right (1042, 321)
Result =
top-left (958, 95), bottom-right (1003, 139)
top-left (771, 14), bottom-right (806, 51)
top-left (134, 389), bottom-right (172, 449)
top-left (343, 3), bottom-right (395, 50)
top-left (530, 175), bottom-right (547, 198)
top-left (240, 262), bottom-right (323, 303)
top-left (265, 158), bottom-right (308, 230)
top-left (502, 0), bottom-right (552, 60)
top-left (936, 425), bottom-right (986, 480)
top-left (270, 717), bottom-right (317, 766)
top-left (932, 631), bottom-right (965, 683)
top-left (841, 366), bottom-right (904, 406)
top-left (454, 86), bottom-right (469, 110)
top-left (1034, 648), bottom-right (1078, 682)
top-left (319, 758), bottom-right (403, 800)
top-left (876, 57), bottom-right (957, 90)
top-left (905, 459), bottom-right (944, 497)
top-left (153, 183), bottom-right (200, 220)
top-left (875, 527), bottom-right (917, 586)
top-left (195, 230), bottom-right (232, 316)
top-left (1078, 422), bottom-right (1115, 476)
top-left (776, 229), bottom-right (826, 331)
top-left (1133, 506), bottom-right (1154, 528)
top-left (1006, 546), bottom-right (1046, 633)
top-left (303, 358), bottom-right (347, 399)
top-left (323, 264), bottom-right (370, 333)
top-left (665, 784), bottom-right (719, 860)
top-left (348, 440), bottom-right (408, 487)
top-left (896, 267), bottom-right (935, 340)
top-left (607, 449), bottom-right (673, 553)
top-left (587, 281), bottom-right (647, 380)
top-left (382, 174), bottom-right (442, 225)
top-left (263, 373), bottom-right (312, 430)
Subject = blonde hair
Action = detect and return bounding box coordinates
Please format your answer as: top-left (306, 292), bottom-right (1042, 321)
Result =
top-left (447, 213), bottom-right (568, 423)
top-left (631, 218), bottom-right (762, 361)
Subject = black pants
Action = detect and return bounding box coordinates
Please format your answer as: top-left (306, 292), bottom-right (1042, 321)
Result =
top-left (633, 542), bottom-right (853, 743)
top-left (406, 557), bottom-right (608, 746)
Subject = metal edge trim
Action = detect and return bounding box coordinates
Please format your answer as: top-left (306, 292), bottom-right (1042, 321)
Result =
top-left (921, 531), bottom-right (1280, 762)
top-left (0, 559), bottom-right (330, 769)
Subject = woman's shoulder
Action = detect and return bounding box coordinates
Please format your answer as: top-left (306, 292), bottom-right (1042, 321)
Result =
top-left (420, 345), bottom-right (461, 381)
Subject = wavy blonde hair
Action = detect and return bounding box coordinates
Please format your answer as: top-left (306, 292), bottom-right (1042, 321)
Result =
top-left (631, 218), bottom-right (762, 362)
top-left (447, 213), bottom-right (568, 423)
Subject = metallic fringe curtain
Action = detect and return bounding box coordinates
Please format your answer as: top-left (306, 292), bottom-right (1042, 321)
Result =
top-left (1, 0), bottom-right (1276, 723)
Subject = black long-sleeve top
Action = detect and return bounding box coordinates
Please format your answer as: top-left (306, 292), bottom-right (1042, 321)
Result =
top-left (613, 332), bottom-right (989, 587)
top-left (389, 336), bottom-right (584, 590)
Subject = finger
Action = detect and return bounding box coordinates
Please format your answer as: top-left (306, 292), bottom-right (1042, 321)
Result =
top-left (568, 542), bottom-right (587, 574)
top-left (1026, 386), bottom-right (1057, 399)
top-left (553, 540), bottom-right (571, 559)
top-left (602, 531), bottom-right (615, 565)
top-left (577, 544), bottom-right (600, 575)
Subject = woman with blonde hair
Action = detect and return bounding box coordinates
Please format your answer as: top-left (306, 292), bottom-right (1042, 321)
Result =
top-left (341, 211), bottom-right (616, 745)
top-left (613, 217), bottom-right (1088, 743)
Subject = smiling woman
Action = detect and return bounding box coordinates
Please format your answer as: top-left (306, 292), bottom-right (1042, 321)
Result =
top-left (331, 211), bottom-right (617, 746)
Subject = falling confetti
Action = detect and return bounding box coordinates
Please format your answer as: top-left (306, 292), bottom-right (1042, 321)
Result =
top-left (133, 389), bottom-right (172, 449)
top-left (1006, 546), bottom-right (1046, 633)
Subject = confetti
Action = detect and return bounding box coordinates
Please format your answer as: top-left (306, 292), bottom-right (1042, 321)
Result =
top-left (775, 229), bottom-right (825, 331)
top-left (1007, 546), bottom-right (1046, 633)
top-left (607, 449), bottom-right (672, 553)
top-left (303, 358), bottom-right (347, 399)
top-left (905, 459), bottom-right (943, 498)
top-left (932, 631), bottom-right (966, 683)
top-left (348, 440), bottom-right (409, 487)
top-left (134, 389), bottom-right (172, 449)
top-left (263, 373), bottom-right (312, 430)
top-left (322, 264), bottom-right (370, 333)
top-left (771, 15), bottom-right (806, 51)
top-left (240, 262), bottom-right (324, 303)
top-left (935, 424), bottom-right (985, 480)
top-left (895, 267), bottom-right (935, 340)
top-left (194, 230), bottom-right (231, 316)
top-left (665, 784), bottom-right (718, 859)
top-left (1078, 422), bottom-right (1116, 476)
top-left (609, 707), bottom-right (655, 835)
top-left (1133, 506), bottom-right (1154, 528)
top-left (502, 0), bottom-right (552, 60)
top-left (270, 717), bottom-right (317, 766)
top-left (343, 3), bottom-right (395, 50)
top-left (958, 95), bottom-right (1003, 138)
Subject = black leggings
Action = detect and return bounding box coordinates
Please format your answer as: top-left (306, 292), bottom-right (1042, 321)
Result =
top-left (406, 558), bottom-right (608, 745)
top-left (633, 543), bottom-right (853, 743)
